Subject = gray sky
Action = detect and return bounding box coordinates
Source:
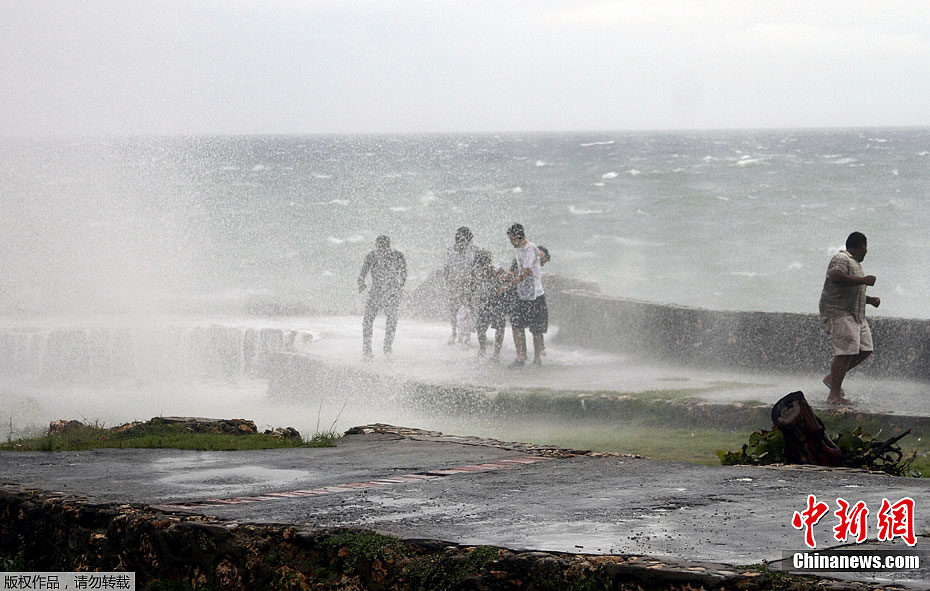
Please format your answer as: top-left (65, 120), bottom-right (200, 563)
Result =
top-left (2, 0), bottom-right (929, 135)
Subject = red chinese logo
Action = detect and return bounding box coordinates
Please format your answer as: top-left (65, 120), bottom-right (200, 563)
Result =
top-left (793, 495), bottom-right (917, 548)
top-left (792, 494), bottom-right (830, 548)
top-left (877, 497), bottom-right (916, 546)
top-left (833, 498), bottom-right (869, 543)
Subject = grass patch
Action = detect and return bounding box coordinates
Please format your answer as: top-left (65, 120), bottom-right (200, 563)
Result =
top-left (0, 423), bottom-right (339, 452)
top-left (322, 531), bottom-right (404, 572)
top-left (466, 421), bottom-right (751, 464)
top-left (405, 545), bottom-right (500, 591)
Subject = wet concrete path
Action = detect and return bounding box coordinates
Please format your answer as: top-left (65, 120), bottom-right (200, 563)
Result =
top-left (292, 316), bottom-right (930, 417)
top-left (2, 429), bottom-right (928, 588)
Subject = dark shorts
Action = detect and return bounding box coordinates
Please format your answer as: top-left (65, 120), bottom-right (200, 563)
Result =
top-left (511, 295), bottom-right (548, 334)
top-left (477, 295), bottom-right (508, 331)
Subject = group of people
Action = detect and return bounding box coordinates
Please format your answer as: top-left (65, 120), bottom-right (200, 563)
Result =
top-left (358, 223), bottom-right (550, 368)
top-left (358, 225), bottom-right (882, 400)
top-left (442, 224), bottom-right (550, 367)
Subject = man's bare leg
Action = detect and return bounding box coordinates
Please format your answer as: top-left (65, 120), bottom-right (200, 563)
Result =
top-left (532, 333), bottom-right (544, 365)
top-left (492, 329), bottom-right (505, 360)
top-left (512, 328), bottom-right (527, 362)
top-left (826, 351), bottom-right (871, 404)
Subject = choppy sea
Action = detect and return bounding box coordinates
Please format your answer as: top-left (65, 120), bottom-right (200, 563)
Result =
top-left (2, 128), bottom-right (928, 318)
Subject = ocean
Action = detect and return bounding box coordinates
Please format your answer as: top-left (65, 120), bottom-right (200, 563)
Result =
top-left (2, 128), bottom-right (928, 318)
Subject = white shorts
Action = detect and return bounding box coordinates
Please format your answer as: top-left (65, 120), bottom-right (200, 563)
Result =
top-left (823, 315), bottom-right (873, 356)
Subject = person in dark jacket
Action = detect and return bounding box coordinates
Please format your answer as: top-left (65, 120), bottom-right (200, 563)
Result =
top-left (358, 235), bottom-right (407, 359)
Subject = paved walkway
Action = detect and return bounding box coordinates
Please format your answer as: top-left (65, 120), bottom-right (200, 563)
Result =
top-left (1, 428), bottom-right (928, 588)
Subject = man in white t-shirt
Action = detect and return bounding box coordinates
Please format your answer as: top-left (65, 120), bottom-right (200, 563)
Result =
top-left (503, 223), bottom-right (547, 367)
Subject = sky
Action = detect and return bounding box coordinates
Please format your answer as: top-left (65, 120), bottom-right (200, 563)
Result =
top-left (2, 0), bottom-right (930, 136)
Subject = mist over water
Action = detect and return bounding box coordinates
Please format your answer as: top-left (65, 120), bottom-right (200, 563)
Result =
top-left (2, 129), bottom-right (929, 439)
top-left (3, 129), bottom-right (928, 317)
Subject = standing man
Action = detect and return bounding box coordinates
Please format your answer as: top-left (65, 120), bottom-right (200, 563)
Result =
top-left (443, 226), bottom-right (478, 345)
top-left (819, 231), bottom-right (880, 405)
top-left (359, 235), bottom-right (407, 360)
top-left (504, 223), bottom-right (547, 368)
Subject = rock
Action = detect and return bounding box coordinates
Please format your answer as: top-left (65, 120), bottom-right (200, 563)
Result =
top-left (49, 420), bottom-right (84, 435)
top-left (263, 427), bottom-right (302, 442)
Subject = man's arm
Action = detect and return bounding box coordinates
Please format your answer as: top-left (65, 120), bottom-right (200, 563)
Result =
top-left (828, 269), bottom-right (875, 287)
top-left (866, 295), bottom-right (881, 308)
top-left (358, 253), bottom-right (372, 292)
top-left (398, 252), bottom-right (407, 287)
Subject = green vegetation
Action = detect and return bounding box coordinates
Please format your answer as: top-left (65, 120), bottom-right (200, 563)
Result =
top-left (716, 428), bottom-right (785, 466)
top-left (322, 531), bottom-right (404, 572)
top-left (307, 431), bottom-right (339, 447)
top-left (718, 426), bottom-right (924, 477)
top-left (404, 545), bottom-right (500, 591)
top-left (0, 423), bottom-right (338, 452)
top-left (448, 383), bottom-right (930, 474)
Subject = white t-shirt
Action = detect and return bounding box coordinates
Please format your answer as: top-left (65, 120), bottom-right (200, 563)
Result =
top-left (514, 241), bottom-right (545, 300)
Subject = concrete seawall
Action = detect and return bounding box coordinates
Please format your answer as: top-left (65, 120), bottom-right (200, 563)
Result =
top-left (551, 289), bottom-right (930, 380)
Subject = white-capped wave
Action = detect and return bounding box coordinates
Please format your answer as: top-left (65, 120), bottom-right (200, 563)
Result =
top-left (593, 234), bottom-right (663, 247)
top-left (593, 182), bottom-right (605, 187)
top-left (730, 271), bottom-right (763, 277)
top-left (831, 157), bottom-right (858, 165)
top-left (569, 205), bottom-right (603, 215)
top-left (312, 173), bottom-right (332, 179)
top-left (715, 196), bottom-right (730, 201)
top-left (326, 235), bottom-right (364, 245)
top-left (330, 199), bottom-right (349, 206)
top-left (390, 206), bottom-right (410, 212)
top-left (788, 262), bottom-right (803, 270)
top-left (420, 191), bottom-right (437, 205)
top-left (251, 165), bottom-right (269, 172)
top-left (626, 169), bottom-right (641, 176)
top-left (918, 151), bottom-right (929, 156)
top-left (601, 172), bottom-right (619, 179)
top-left (735, 158), bottom-right (765, 167)
top-left (580, 140), bottom-right (615, 147)
top-left (535, 160), bottom-right (549, 167)
top-left (512, 187), bottom-right (523, 193)
top-left (220, 165), bottom-right (239, 171)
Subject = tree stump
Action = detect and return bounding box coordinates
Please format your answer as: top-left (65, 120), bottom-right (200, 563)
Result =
top-left (771, 391), bottom-right (843, 466)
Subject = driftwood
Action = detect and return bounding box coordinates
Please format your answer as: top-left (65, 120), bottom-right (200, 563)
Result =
top-left (771, 391), bottom-right (914, 474)
top-left (772, 391), bottom-right (844, 466)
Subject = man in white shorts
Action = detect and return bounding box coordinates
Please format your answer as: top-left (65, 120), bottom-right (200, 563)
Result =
top-left (818, 231), bottom-right (881, 405)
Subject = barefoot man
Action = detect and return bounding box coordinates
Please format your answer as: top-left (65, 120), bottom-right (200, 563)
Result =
top-left (819, 231), bottom-right (881, 405)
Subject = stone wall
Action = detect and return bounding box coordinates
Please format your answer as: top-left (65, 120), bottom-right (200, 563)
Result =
top-left (0, 326), bottom-right (302, 382)
top-left (0, 484), bottom-right (881, 591)
top-left (552, 290), bottom-right (930, 380)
